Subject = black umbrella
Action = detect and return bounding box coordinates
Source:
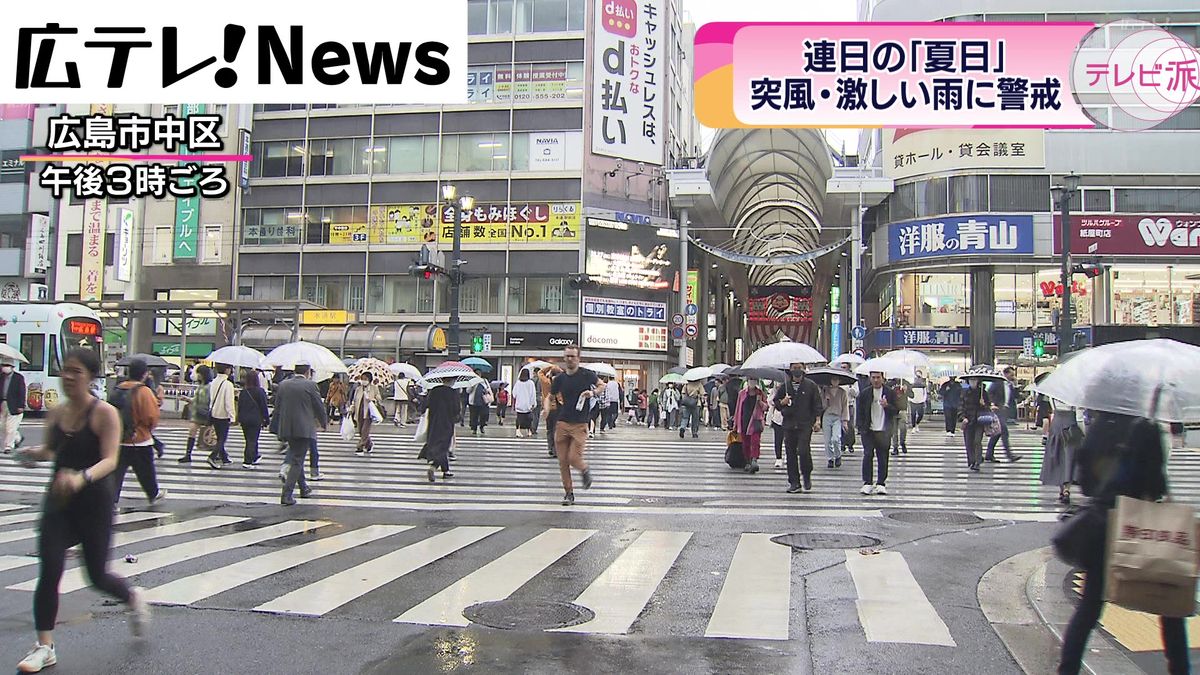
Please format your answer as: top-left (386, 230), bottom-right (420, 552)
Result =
top-left (116, 353), bottom-right (171, 368)
top-left (668, 366), bottom-right (688, 375)
top-left (727, 366), bottom-right (787, 381)
top-left (805, 367), bottom-right (857, 386)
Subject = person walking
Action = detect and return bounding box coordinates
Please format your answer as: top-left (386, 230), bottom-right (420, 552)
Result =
top-left (678, 380), bottom-right (705, 439)
top-left (985, 366), bottom-right (1023, 463)
top-left (237, 369), bottom-right (269, 469)
top-left (647, 388), bottom-right (660, 428)
top-left (821, 381), bottom-right (850, 469)
top-left (637, 389), bottom-right (648, 424)
top-left (13, 348), bottom-right (150, 673)
top-left (707, 379), bottom-right (723, 429)
top-left (587, 380), bottom-right (604, 438)
top-left (350, 371), bottom-right (381, 456)
top-left (959, 376), bottom-right (992, 472)
top-left (205, 364), bottom-right (236, 470)
top-left (495, 383), bottom-right (510, 426)
top-left (325, 376), bottom-right (348, 422)
top-left (274, 362), bottom-right (327, 505)
top-left (769, 395), bottom-right (785, 469)
top-left (529, 368), bottom-right (544, 436)
top-left (661, 384), bottom-right (680, 430)
top-left (110, 358), bottom-right (165, 505)
top-left (1039, 401), bottom-right (1082, 504)
top-left (841, 371), bottom-right (858, 456)
top-left (940, 376), bottom-right (963, 435)
top-left (891, 380), bottom-right (910, 456)
top-left (855, 370), bottom-right (898, 495)
top-left (392, 376), bottom-right (412, 427)
top-left (141, 368), bottom-right (166, 459)
top-left (540, 366), bottom-right (560, 457)
top-left (733, 380), bottom-right (768, 473)
top-left (1, 360), bottom-right (27, 454)
top-left (468, 376), bottom-right (491, 436)
top-left (909, 374), bottom-right (928, 432)
top-left (603, 376), bottom-right (621, 432)
top-left (1057, 413), bottom-right (1189, 675)
top-left (550, 344), bottom-right (601, 505)
top-left (512, 369), bottom-right (538, 438)
top-left (177, 365), bottom-right (213, 464)
top-left (773, 363), bottom-right (824, 493)
top-left (418, 383), bottom-right (459, 482)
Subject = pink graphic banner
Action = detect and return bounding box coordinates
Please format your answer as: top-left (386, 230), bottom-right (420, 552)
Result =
top-left (695, 22), bottom-right (1096, 128)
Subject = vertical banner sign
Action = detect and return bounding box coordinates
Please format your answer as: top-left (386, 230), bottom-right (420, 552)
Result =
top-left (25, 213), bottom-right (50, 276)
top-left (80, 103), bottom-right (112, 301)
top-left (592, 0), bottom-right (665, 164)
top-left (115, 208), bottom-right (134, 282)
top-left (238, 128), bottom-right (252, 190)
top-left (173, 103), bottom-right (205, 260)
top-left (685, 269), bottom-right (699, 307)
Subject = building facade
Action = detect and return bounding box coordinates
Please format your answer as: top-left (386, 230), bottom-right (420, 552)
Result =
top-left (0, 105), bottom-right (56, 306)
top-left (859, 0), bottom-right (1200, 381)
top-left (235, 0), bottom-right (701, 390)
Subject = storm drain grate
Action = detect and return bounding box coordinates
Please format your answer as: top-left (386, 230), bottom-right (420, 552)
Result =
top-left (771, 533), bottom-right (882, 550)
top-left (463, 600), bottom-right (595, 631)
top-left (887, 510), bottom-right (983, 525)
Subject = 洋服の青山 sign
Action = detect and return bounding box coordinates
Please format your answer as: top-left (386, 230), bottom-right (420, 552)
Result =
top-left (1054, 214), bottom-right (1200, 256)
top-left (890, 215), bottom-right (1034, 261)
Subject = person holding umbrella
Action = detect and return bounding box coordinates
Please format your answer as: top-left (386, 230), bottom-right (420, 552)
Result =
top-left (773, 363), bottom-right (823, 493)
top-left (350, 371), bottom-right (382, 455)
top-left (940, 376), bottom-right (963, 436)
top-left (732, 380), bottom-right (768, 473)
top-left (985, 366), bottom-right (1023, 463)
top-left (959, 374), bottom-right (993, 472)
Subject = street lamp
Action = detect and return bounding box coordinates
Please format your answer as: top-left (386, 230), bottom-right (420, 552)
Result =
top-left (1050, 172), bottom-right (1081, 358)
top-left (441, 184), bottom-right (475, 357)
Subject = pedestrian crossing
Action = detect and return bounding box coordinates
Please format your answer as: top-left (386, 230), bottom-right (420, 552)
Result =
top-left (0, 505), bottom-right (971, 644)
top-left (3, 425), bottom-right (1196, 518)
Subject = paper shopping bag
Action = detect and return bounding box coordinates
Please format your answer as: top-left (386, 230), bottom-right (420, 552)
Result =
top-left (1104, 495), bottom-right (1199, 618)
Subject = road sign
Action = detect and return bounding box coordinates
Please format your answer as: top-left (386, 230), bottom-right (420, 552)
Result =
top-left (685, 324), bottom-right (698, 338)
top-left (671, 327), bottom-right (685, 339)
top-left (853, 348), bottom-right (866, 358)
top-left (686, 304), bottom-right (698, 316)
top-left (672, 314), bottom-right (685, 326)
top-left (1022, 337), bottom-right (1033, 359)
top-left (851, 325), bottom-right (867, 340)
top-left (852, 338), bottom-right (864, 350)
top-left (482, 333), bottom-right (493, 352)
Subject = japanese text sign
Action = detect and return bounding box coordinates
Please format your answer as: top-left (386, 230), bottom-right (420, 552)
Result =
top-left (1053, 214), bottom-right (1200, 256)
top-left (889, 214), bottom-right (1034, 261)
top-left (592, 0), bottom-right (664, 164)
top-left (173, 103), bottom-right (203, 261)
top-left (79, 197), bottom-right (106, 301)
top-left (582, 296), bottom-right (668, 323)
top-left (694, 22), bottom-right (1095, 128)
top-left (1, 1), bottom-right (466, 104)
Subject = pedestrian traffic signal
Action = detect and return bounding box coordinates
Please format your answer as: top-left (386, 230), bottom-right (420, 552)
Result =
top-left (471, 335), bottom-right (484, 353)
top-left (568, 274), bottom-right (599, 291)
top-left (1033, 337), bottom-right (1045, 358)
top-left (408, 263), bottom-right (442, 280)
top-left (1070, 263), bottom-right (1104, 279)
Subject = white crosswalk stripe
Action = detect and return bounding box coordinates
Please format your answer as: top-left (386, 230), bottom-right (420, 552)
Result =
top-left (705, 533), bottom-right (792, 640)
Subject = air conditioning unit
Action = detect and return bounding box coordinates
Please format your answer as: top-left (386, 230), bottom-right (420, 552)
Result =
top-left (28, 283), bottom-right (48, 301)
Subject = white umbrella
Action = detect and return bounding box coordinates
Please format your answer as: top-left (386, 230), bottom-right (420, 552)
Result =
top-left (709, 363), bottom-right (733, 374)
top-left (684, 366), bottom-right (714, 382)
top-left (0, 343), bottom-right (29, 364)
top-left (451, 376), bottom-right (488, 391)
top-left (742, 342), bottom-right (827, 369)
top-left (423, 366), bottom-right (478, 382)
top-left (582, 362), bottom-right (618, 379)
top-left (388, 362), bottom-right (422, 380)
top-left (855, 356), bottom-right (915, 382)
top-left (962, 365), bottom-right (1006, 383)
top-left (521, 360), bottom-right (553, 371)
top-left (262, 341), bottom-right (349, 373)
top-left (885, 349), bottom-right (932, 370)
top-left (830, 353), bottom-right (866, 368)
top-left (205, 345), bottom-right (267, 370)
top-left (1032, 339), bottom-right (1200, 423)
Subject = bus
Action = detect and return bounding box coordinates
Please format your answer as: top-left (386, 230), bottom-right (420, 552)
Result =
top-left (0, 303), bottom-right (106, 412)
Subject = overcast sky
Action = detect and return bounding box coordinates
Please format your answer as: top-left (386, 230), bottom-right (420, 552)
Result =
top-left (680, 0), bottom-right (862, 155)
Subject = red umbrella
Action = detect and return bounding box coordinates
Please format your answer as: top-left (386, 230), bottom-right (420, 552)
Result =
top-left (438, 361), bottom-right (473, 371)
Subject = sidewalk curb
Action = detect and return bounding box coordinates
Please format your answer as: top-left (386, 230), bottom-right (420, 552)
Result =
top-left (979, 547), bottom-right (1065, 675)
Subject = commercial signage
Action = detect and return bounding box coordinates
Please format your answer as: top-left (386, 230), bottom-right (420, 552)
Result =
top-left (747, 285), bottom-right (814, 346)
top-left (889, 214), bottom-right (1034, 262)
top-left (867, 327), bottom-right (1094, 351)
top-left (686, 269), bottom-right (699, 307)
top-left (238, 128), bottom-right (252, 190)
top-left (0, 150), bottom-right (29, 183)
top-left (529, 132), bottom-right (566, 170)
top-left (115, 208), bottom-right (134, 282)
top-left (882, 128), bottom-right (1045, 180)
top-left (1040, 279), bottom-right (1088, 298)
top-left (585, 243), bottom-right (673, 290)
top-left (25, 213), bottom-right (50, 276)
top-left (497, 64), bottom-right (570, 102)
top-left (505, 332), bottom-right (578, 348)
top-left (173, 103), bottom-right (205, 261)
top-left (581, 320), bottom-right (668, 352)
top-left (79, 198), bottom-right (107, 301)
top-left (591, 0), bottom-right (665, 165)
top-left (300, 310), bottom-right (355, 325)
top-left (582, 296), bottom-right (667, 322)
top-left (830, 313), bottom-right (842, 353)
top-left (348, 203), bottom-right (582, 245)
top-left (151, 342), bottom-right (215, 358)
top-left (1053, 214), bottom-right (1200, 257)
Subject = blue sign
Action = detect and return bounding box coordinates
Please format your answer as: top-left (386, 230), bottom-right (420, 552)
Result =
top-left (686, 304), bottom-right (698, 316)
top-left (868, 328), bottom-right (970, 350)
top-left (888, 214), bottom-right (1035, 262)
top-left (582, 296), bottom-right (668, 323)
top-left (616, 211), bottom-right (652, 226)
top-left (851, 325), bottom-right (867, 340)
top-left (830, 314), bottom-right (842, 352)
top-left (671, 327), bottom-right (685, 339)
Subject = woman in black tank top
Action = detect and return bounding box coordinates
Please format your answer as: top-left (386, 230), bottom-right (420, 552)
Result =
top-left (13, 348), bottom-right (150, 674)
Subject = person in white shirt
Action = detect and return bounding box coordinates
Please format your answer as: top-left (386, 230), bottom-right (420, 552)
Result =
top-left (392, 377), bottom-right (412, 427)
top-left (854, 371), bottom-right (898, 496)
top-left (603, 378), bottom-right (621, 432)
top-left (206, 364), bottom-right (237, 469)
top-left (909, 374), bottom-right (928, 432)
top-left (512, 370), bottom-right (539, 438)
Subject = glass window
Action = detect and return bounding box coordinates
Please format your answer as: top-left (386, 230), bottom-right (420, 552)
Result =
top-left (1083, 189), bottom-right (1112, 212)
top-left (303, 275), bottom-right (351, 310)
top-left (990, 175), bottom-right (1050, 212)
top-left (562, 282), bottom-right (580, 316)
top-left (915, 177), bottom-right (948, 217)
top-left (566, 61), bottom-right (585, 98)
top-left (417, 280), bottom-right (435, 313)
top-left (487, 277), bottom-right (505, 314)
top-left (309, 139), bottom-right (331, 176)
top-left (949, 175), bottom-right (988, 212)
top-left (506, 278), bottom-right (525, 314)
top-left (896, 273), bottom-right (969, 329)
top-left (1110, 266), bottom-right (1198, 326)
top-left (422, 135), bottom-right (440, 172)
top-left (371, 277), bottom-right (419, 314)
top-left (468, 0), bottom-right (488, 34)
top-left (1114, 188), bottom-right (1200, 213)
top-left (329, 139), bottom-right (354, 175)
top-left (525, 278), bottom-right (563, 314)
top-left (20, 334), bottom-right (45, 372)
top-left (512, 133), bottom-right (530, 170)
top-left (533, 0), bottom-right (568, 31)
top-left (468, 65), bottom-right (497, 103)
top-left (47, 336), bottom-right (62, 377)
top-left (1153, 105), bottom-right (1200, 130)
top-left (567, 0), bottom-right (585, 29)
top-left (382, 136), bottom-right (422, 174)
top-left (261, 141), bottom-right (289, 177)
top-left (891, 183), bottom-right (916, 221)
top-left (491, 133), bottom-right (510, 171)
top-left (993, 273), bottom-right (1036, 329)
top-left (439, 135), bottom-right (459, 172)
top-left (1037, 268), bottom-right (1092, 326)
top-left (460, 133), bottom-right (496, 171)
top-left (490, 0), bottom-right (513, 33)
top-left (515, 0), bottom-right (534, 32)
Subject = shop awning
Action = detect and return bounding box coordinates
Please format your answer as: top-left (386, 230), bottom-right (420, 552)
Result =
top-left (238, 323), bottom-right (447, 360)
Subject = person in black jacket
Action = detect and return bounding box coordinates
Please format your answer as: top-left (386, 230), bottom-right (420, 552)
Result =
top-left (0, 363), bottom-right (27, 454)
top-left (959, 377), bottom-right (992, 472)
top-left (1057, 412), bottom-right (1188, 675)
top-left (771, 363), bottom-right (824, 494)
top-left (855, 371), bottom-right (898, 495)
top-left (237, 370), bottom-right (270, 468)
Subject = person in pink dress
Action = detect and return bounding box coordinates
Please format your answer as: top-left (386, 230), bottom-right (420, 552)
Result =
top-left (732, 381), bottom-right (768, 473)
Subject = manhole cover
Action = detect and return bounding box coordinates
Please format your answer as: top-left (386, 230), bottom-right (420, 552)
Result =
top-left (887, 510), bottom-right (983, 525)
top-left (771, 533), bottom-right (882, 550)
top-left (463, 600), bottom-right (595, 630)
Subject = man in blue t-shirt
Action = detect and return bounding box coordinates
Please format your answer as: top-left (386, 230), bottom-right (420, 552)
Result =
top-left (550, 344), bottom-right (603, 506)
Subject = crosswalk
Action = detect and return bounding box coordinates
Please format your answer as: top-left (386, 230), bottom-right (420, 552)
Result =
top-left (0, 503), bottom-right (972, 643)
top-left (8, 424), bottom-right (1187, 519)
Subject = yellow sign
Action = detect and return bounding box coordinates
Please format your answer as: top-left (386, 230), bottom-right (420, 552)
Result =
top-left (367, 204), bottom-right (439, 244)
top-left (430, 327), bottom-right (447, 351)
top-left (300, 310), bottom-right (354, 325)
top-left (326, 203), bottom-right (583, 246)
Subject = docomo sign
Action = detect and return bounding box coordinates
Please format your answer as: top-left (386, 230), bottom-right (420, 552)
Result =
top-left (1054, 214), bottom-right (1200, 256)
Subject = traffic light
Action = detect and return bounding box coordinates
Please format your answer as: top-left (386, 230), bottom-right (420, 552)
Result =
top-left (568, 273), bottom-right (599, 291)
top-left (1071, 263), bottom-right (1104, 279)
top-left (471, 335), bottom-right (484, 353)
top-left (1032, 337), bottom-right (1045, 358)
top-left (408, 263), bottom-right (441, 280)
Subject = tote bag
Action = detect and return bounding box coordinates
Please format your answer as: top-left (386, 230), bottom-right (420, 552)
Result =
top-left (1104, 495), bottom-right (1199, 618)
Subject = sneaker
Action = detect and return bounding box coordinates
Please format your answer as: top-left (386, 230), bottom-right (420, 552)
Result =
top-left (355, 449), bottom-right (365, 457)
top-left (309, 473), bottom-right (324, 481)
top-left (860, 484), bottom-right (874, 496)
top-left (834, 457), bottom-right (842, 468)
top-left (773, 459), bottom-right (784, 469)
top-left (890, 449), bottom-right (899, 456)
top-left (17, 643), bottom-right (56, 673)
top-left (281, 496), bottom-right (297, 506)
top-left (678, 428), bottom-right (685, 439)
top-left (581, 469), bottom-right (593, 490)
top-left (176, 455), bottom-right (192, 464)
top-left (206, 457), bottom-right (221, 470)
top-left (970, 464), bottom-right (981, 472)
top-left (442, 471), bottom-right (454, 479)
top-left (802, 476), bottom-right (812, 492)
top-left (548, 450), bottom-right (557, 458)
top-left (242, 463), bottom-right (255, 469)
top-left (946, 432), bottom-right (955, 437)
top-left (902, 446), bottom-right (907, 454)
top-left (827, 460), bottom-right (835, 469)
top-left (448, 452), bottom-right (456, 461)
top-left (873, 484), bottom-right (888, 495)
top-left (786, 485), bottom-right (802, 494)
top-left (149, 489), bottom-right (167, 504)
top-left (562, 493), bottom-right (575, 506)
top-left (128, 586), bottom-right (151, 637)
top-left (427, 465), bottom-right (436, 483)
top-left (299, 487), bottom-right (314, 499)
top-left (1009, 454), bottom-right (1023, 463)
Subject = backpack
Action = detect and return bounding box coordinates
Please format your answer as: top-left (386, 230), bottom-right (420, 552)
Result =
top-left (111, 383), bottom-right (145, 444)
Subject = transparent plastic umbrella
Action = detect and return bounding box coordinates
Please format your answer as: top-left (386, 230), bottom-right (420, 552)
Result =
top-left (830, 353), bottom-right (865, 368)
top-left (742, 342), bottom-right (827, 369)
top-left (0, 343), bottom-right (29, 364)
top-left (659, 373), bottom-right (686, 385)
top-left (709, 363), bottom-right (733, 374)
top-left (884, 349), bottom-right (933, 371)
top-left (388, 362), bottom-right (422, 380)
top-left (1032, 339), bottom-right (1200, 423)
top-left (684, 366), bottom-right (714, 381)
top-left (205, 345), bottom-right (267, 370)
top-left (855, 357), bottom-right (915, 382)
top-left (262, 342), bottom-right (348, 373)
top-left (582, 362), bottom-right (618, 379)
